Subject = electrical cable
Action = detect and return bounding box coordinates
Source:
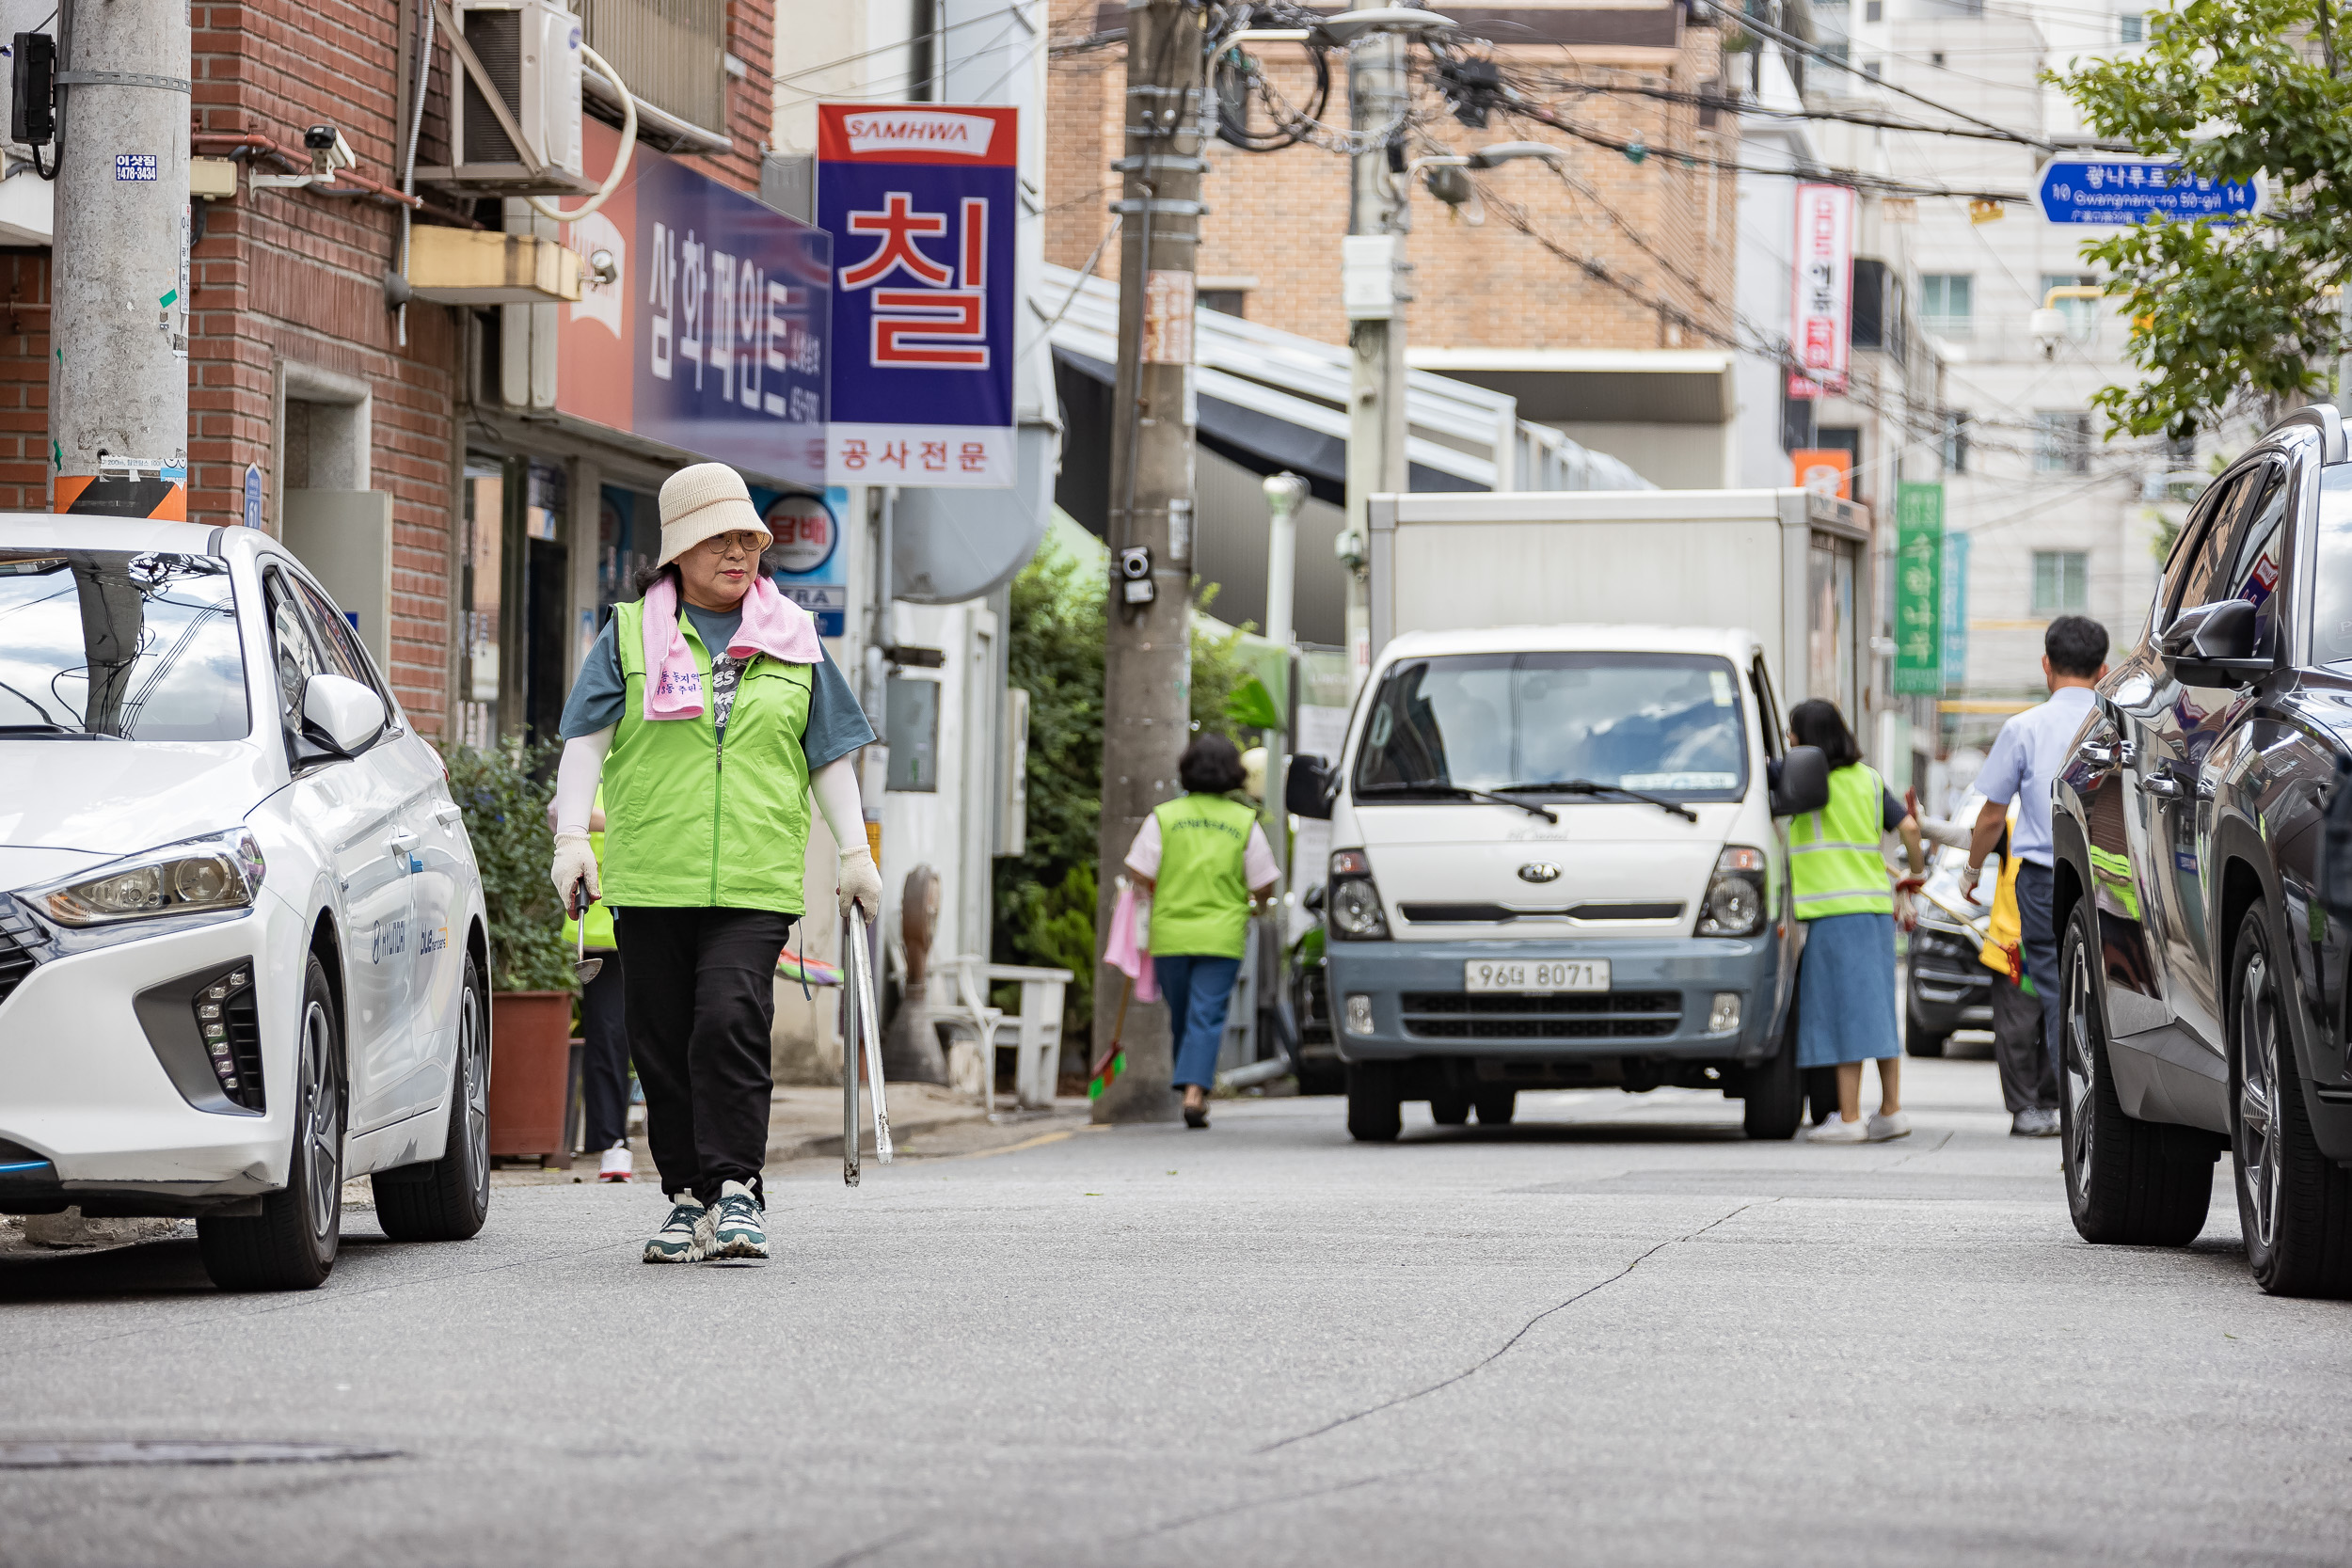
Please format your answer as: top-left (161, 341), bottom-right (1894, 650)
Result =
top-left (1539, 76), bottom-right (2135, 152)
top-left (527, 43), bottom-right (635, 222)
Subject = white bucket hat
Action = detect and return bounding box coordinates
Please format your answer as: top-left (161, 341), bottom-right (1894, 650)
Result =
top-left (657, 463), bottom-right (771, 567)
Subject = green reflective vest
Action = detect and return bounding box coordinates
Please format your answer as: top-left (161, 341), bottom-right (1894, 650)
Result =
top-left (599, 598), bottom-right (815, 914)
top-left (1150, 792), bottom-right (1258, 958)
top-left (561, 785), bottom-right (617, 951)
top-left (1789, 762), bottom-right (1893, 920)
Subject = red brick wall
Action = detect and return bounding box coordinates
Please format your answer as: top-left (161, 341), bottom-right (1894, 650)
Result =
top-left (1045, 8), bottom-right (1739, 356)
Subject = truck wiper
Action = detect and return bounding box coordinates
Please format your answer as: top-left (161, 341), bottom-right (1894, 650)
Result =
top-left (1494, 779), bottom-right (1699, 823)
top-left (1358, 779), bottom-right (1559, 823)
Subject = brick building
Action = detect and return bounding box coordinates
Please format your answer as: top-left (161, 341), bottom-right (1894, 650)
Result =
top-left (0, 0), bottom-right (784, 738)
top-left (1045, 0), bottom-right (1744, 488)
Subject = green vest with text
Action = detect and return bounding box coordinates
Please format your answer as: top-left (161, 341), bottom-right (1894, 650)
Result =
top-left (1788, 762), bottom-right (1893, 920)
top-left (600, 598), bottom-right (814, 914)
top-left (1150, 792), bottom-right (1257, 958)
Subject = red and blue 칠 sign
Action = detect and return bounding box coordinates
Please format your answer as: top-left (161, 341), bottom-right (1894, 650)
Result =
top-left (818, 104), bottom-right (1019, 489)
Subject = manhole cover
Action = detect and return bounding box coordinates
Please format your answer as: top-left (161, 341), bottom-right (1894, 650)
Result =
top-left (0, 1440), bottom-right (400, 1469)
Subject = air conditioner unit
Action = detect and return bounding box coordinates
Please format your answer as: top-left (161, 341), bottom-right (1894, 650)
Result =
top-left (417, 0), bottom-right (595, 196)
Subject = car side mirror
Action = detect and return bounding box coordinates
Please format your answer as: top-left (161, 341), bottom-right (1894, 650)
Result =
top-left (1286, 753), bottom-right (1334, 820)
top-left (302, 673), bottom-right (386, 755)
top-left (2161, 598), bottom-right (2266, 684)
top-left (1772, 745), bottom-right (1830, 816)
top-left (1303, 882), bottom-right (1327, 913)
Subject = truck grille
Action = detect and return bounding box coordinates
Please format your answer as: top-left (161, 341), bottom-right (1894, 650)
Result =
top-left (1401, 990), bottom-right (1682, 1040)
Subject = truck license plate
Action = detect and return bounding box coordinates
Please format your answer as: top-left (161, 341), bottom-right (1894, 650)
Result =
top-left (1464, 959), bottom-right (1608, 993)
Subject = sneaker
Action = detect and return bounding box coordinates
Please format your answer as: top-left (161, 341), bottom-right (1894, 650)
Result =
top-left (2010, 1106), bottom-right (2060, 1137)
top-left (643, 1194), bottom-right (707, 1263)
top-left (1867, 1111), bottom-right (1914, 1142)
top-left (1806, 1115), bottom-right (1868, 1144)
top-left (708, 1180), bottom-right (769, 1261)
top-left (597, 1145), bottom-right (633, 1182)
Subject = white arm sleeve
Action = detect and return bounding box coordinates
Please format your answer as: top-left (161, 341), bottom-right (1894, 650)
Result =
top-left (810, 753), bottom-right (868, 855)
top-left (553, 728), bottom-right (614, 838)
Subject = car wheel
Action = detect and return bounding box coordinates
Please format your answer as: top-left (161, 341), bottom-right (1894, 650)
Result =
top-left (1473, 1087), bottom-right (1516, 1126)
top-left (1903, 995), bottom-right (1948, 1058)
top-left (198, 955), bottom-right (343, 1291)
top-left (2230, 909), bottom-right (2352, 1298)
top-left (1346, 1062), bottom-right (1403, 1142)
top-left (1428, 1089), bottom-right (1470, 1126)
top-left (374, 952), bottom-right (491, 1243)
top-left (2059, 900), bottom-right (2212, 1246)
top-left (1742, 1037), bottom-right (1803, 1140)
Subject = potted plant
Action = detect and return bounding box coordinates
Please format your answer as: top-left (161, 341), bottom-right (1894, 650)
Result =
top-left (448, 740), bottom-right (579, 1164)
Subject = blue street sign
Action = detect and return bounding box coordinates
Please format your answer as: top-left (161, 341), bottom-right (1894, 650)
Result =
top-left (2034, 160), bottom-right (2258, 226)
top-left (242, 462), bottom-right (262, 529)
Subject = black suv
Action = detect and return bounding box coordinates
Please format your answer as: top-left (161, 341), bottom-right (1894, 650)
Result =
top-left (2054, 404), bottom-right (2352, 1296)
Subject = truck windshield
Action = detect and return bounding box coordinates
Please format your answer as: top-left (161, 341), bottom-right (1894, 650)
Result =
top-left (1353, 652), bottom-right (1747, 803)
top-left (0, 549), bottom-right (249, 740)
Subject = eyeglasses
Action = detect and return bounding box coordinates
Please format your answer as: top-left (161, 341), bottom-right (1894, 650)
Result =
top-left (693, 531), bottom-right (768, 560)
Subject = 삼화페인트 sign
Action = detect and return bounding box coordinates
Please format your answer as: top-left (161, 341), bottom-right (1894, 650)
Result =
top-left (818, 103), bottom-right (1019, 489)
top-left (554, 120), bottom-right (831, 491)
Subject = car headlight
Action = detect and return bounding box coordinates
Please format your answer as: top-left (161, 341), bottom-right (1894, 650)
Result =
top-left (32, 830), bottom-right (265, 927)
top-left (1695, 846), bottom-right (1768, 938)
top-left (1327, 849), bottom-right (1390, 941)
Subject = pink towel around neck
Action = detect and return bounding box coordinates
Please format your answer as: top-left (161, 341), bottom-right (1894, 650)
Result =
top-left (642, 574), bottom-right (823, 721)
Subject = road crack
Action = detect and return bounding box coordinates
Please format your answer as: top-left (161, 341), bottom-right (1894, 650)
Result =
top-left (1254, 1200), bottom-right (1761, 1453)
top-left (1117, 1470), bottom-right (1407, 1542)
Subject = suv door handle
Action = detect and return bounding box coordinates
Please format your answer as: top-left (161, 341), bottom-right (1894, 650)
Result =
top-left (2078, 740), bottom-right (2118, 768)
top-left (433, 802), bottom-right (463, 827)
top-left (2142, 772), bottom-right (2185, 800)
top-left (387, 829), bottom-right (421, 856)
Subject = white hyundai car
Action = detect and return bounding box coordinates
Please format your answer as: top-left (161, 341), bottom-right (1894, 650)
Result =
top-left (0, 515), bottom-right (492, 1291)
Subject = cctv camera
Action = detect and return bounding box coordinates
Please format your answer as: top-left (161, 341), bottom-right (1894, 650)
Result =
top-left (304, 124), bottom-right (356, 177)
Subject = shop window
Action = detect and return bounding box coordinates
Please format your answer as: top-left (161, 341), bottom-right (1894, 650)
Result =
top-left (2120, 11), bottom-right (2144, 40)
top-left (1200, 289), bottom-right (1248, 319)
top-left (2032, 551), bottom-right (2090, 614)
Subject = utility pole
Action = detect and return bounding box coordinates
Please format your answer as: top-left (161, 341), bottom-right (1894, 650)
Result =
top-left (1094, 0), bottom-right (1206, 1124)
top-left (49, 0), bottom-right (191, 520)
top-left (1261, 469), bottom-right (1306, 880)
top-left (1340, 30), bottom-right (1412, 695)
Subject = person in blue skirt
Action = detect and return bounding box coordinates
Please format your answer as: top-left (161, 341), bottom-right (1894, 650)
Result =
top-left (1785, 699), bottom-right (1927, 1144)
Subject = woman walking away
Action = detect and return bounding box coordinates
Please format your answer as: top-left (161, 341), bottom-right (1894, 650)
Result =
top-left (1124, 734), bottom-right (1279, 1128)
top-left (1786, 699), bottom-right (1926, 1144)
top-left (549, 463), bottom-right (880, 1263)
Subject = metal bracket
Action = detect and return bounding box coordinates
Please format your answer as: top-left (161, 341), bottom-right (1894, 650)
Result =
top-left (55, 69), bottom-right (189, 93)
top-left (1110, 198), bottom-right (1209, 216)
top-left (1111, 154), bottom-right (1208, 174)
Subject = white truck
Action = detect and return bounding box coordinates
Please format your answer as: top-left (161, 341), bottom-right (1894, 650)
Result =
top-left (1286, 487), bottom-right (1872, 1140)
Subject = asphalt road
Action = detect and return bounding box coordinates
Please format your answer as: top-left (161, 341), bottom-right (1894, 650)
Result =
top-left (4, 1057), bottom-right (2347, 1568)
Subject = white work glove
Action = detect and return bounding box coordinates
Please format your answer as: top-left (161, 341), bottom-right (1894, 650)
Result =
top-left (837, 846), bottom-right (882, 924)
top-left (551, 831), bottom-right (599, 913)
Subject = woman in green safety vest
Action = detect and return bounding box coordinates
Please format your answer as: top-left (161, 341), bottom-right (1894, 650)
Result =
top-left (555, 785), bottom-right (632, 1182)
top-left (548, 464), bottom-right (881, 1265)
top-left (1123, 734), bottom-right (1280, 1129)
top-left (1785, 699), bottom-right (1927, 1144)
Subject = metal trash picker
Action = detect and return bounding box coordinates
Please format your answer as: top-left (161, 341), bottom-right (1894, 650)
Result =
top-left (841, 914), bottom-right (893, 1185)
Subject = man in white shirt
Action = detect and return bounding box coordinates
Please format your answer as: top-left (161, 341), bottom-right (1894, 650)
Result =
top-left (1962, 616), bottom-right (2109, 1114)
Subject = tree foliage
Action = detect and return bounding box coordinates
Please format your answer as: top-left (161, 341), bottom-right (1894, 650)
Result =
top-left (2054, 0), bottom-right (2352, 438)
top-left (446, 740), bottom-right (579, 993)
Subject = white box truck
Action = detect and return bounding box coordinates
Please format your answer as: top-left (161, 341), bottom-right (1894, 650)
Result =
top-left (1286, 488), bottom-right (1873, 1140)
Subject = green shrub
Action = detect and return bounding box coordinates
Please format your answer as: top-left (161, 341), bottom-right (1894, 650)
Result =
top-left (445, 740), bottom-right (579, 993)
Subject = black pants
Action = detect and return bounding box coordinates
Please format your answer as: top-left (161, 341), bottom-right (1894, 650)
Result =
top-left (580, 953), bottom-right (630, 1152)
top-left (2015, 861), bottom-right (2062, 1082)
top-left (1990, 968), bottom-right (2058, 1113)
top-left (614, 906), bottom-right (793, 1209)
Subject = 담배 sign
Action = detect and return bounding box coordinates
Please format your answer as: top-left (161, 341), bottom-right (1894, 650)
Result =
top-left (755, 484), bottom-right (850, 637)
top-left (1789, 182), bottom-right (1856, 397)
top-left (1892, 483), bottom-right (1946, 697)
top-left (818, 104), bottom-right (1019, 489)
top-left (2034, 160), bottom-right (2259, 226)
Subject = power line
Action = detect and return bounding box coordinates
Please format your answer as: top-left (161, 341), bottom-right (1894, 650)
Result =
top-left (1540, 76), bottom-right (2135, 153)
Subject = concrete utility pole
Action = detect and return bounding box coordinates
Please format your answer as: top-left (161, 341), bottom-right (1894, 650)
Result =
top-left (49, 0), bottom-right (191, 518)
top-left (1340, 30), bottom-right (1412, 694)
top-left (1093, 0), bottom-right (1206, 1124)
top-left (1261, 469), bottom-right (1306, 880)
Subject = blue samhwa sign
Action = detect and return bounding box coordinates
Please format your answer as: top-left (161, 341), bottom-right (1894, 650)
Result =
top-left (2034, 160), bottom-right (2259, 226)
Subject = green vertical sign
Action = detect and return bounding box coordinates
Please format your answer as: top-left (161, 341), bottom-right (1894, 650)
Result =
top-left (1892, 482), bottom-right (1945, 695)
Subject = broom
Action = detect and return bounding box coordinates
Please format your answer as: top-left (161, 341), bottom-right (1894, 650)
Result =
top-left (1089, 975), bottom-right (1133, 1100)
